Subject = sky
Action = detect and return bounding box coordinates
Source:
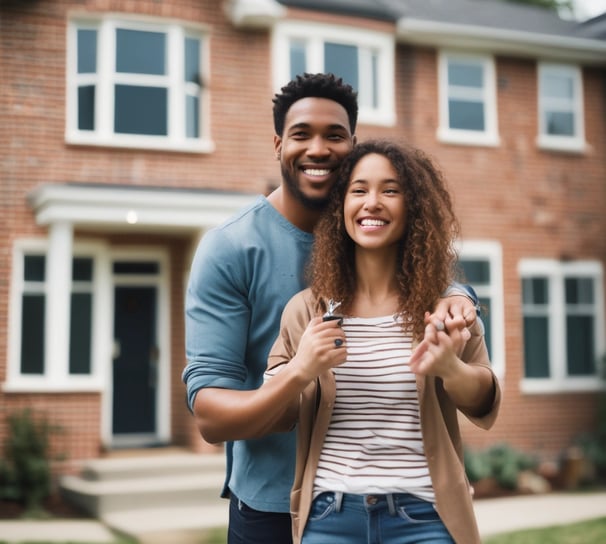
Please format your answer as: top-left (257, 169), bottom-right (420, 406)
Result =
top-left (574, 0), bottom-right (606, 19)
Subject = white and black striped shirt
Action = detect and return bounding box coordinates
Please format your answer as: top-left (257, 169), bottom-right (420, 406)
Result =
top-left (313, 315), bottom-right (435, 503)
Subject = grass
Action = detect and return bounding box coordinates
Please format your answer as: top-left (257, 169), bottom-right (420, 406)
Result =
top-left (484, 517), bottom-right (606, 544)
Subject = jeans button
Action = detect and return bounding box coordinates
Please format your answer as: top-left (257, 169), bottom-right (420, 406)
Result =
top-left (366, 495), bottom-right (378, 505)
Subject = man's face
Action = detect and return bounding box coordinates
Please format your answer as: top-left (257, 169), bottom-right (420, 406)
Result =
top-left (274, 97), bottom-right (355, 210)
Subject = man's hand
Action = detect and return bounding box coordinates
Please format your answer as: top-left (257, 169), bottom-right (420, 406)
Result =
top-left (433, 294), bottom-right (477, 329)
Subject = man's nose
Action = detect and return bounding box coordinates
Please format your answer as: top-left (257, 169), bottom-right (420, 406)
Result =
top-left (306, 136), bottom-right (330, 157)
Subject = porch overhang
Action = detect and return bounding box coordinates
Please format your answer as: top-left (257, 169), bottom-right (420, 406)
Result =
top-left (28, 183), bottom-right (257, 234)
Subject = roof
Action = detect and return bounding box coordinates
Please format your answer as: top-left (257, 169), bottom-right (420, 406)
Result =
top-left (271, 0), bottom-right (606, 64)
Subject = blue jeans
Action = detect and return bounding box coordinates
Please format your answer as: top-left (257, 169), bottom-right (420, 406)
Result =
top-left (228, 493), bottom-right (292, 544)
top-left (302, 492), bottom-right (454, 544)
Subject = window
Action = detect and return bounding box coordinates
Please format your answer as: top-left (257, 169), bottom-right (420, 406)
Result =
top-left (438, 52), bottom-right (499, 146)
top-left (457, 241), bottom-right (505, 379)
top-left (7, 241), bottom-right (105, 391)
top-left (537, 63), bottom-right (585, 152)
top-left (273, 21), bottom-right (395, 126)
top-left (67, 16), bottom-right (210, 152)
top-left (519, 260), bottom-right (604, 393)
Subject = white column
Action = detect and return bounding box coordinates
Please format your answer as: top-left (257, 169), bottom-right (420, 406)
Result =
top-left (45, 221), bottom-right (73, 385)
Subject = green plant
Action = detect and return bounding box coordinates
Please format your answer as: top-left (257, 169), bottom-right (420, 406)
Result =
top-left (465, 443), bottom-right (539, 489)
top-left (0, 408), bottom-right (63, 516)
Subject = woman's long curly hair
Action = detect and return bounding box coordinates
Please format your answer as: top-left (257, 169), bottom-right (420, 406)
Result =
top-left (308, 139), bottom-right (460, 341)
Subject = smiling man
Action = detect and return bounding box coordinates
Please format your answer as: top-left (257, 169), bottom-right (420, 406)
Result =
top-left (182, 73), bottom-right (478, 544)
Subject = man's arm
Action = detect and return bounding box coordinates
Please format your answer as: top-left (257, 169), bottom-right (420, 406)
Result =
top-left (435, 282), bottom-right (480, 330)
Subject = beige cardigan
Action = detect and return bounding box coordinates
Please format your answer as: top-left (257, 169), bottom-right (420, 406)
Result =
top-left (268, 288), bottom-right (501, 544)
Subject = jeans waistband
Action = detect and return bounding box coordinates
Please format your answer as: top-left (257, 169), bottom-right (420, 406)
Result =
top-left (328, 492), bottom-right (410, 516)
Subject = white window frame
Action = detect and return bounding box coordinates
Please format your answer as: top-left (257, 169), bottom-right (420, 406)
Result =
top-left (438, 51), bottom-right (499, 147)
top-left (272, 20), bottom-right (395, 126)
top-left (518, 259), bottom-right (604, 394)
top-left (5, 239), bottom-right (110, 392)
top-left (66, 14), bottom-right (212, 153)
top-left (457, 241), bottom-right (505, 381)
top-left (537, 63), bottom-right (585, 153)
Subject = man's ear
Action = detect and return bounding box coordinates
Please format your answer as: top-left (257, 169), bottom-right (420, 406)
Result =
top-left (273, 134), bottom-right (282, 156)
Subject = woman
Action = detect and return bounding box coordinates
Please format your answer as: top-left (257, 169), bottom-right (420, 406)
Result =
top-left (266, 139), bottom-right (500, 544)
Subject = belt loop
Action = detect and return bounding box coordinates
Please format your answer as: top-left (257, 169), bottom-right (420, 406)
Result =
top-left (334, 491), bottom-right (344, 512)
top-left (386, 494), bottom-right (396, 516)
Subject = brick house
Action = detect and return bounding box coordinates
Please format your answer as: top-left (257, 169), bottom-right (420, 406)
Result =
top-left (1, 0), bottom-right (605, 477)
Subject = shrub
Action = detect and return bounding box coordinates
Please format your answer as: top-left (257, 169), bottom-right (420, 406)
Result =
top-left (0, 408), bottom-right (63, 516)
top-left (465, 443), bottom-right (539, 489)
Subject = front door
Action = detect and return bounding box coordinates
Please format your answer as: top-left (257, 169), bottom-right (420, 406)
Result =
top-left (112, 285), bottom-right (158, 440)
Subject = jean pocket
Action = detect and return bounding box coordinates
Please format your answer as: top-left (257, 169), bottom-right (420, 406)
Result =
top-left (308, 492), bottom-right (337, 522)
top-left (397, 500), bottom-right (441, 524)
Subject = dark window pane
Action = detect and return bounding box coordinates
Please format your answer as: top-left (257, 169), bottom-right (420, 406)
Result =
top-left (24, 255), bottom-right (45, 282)
top-left (77, 29), bottom-right (97, 73)
top-left (78, 85), bottom-right (95, 131)
top-left (546, 111), bottom-right (574, 136)
top-left (113, 261), bottom-right (159, 275)
top-left (448, 62), bottom-right (483, 88)
top-left (70, 293), bottom-right (92, 374)
top-left (522, 277), bottom-right (548, 305)
top-left (566, 277), bottom-right (593, 304)
top-left (523, 316), bottom-right (550, 378)
top-left (185, 37), bottom-right (200, 83)
top-left (114, 85), bottom-right (167, 136)
top-left (325, 42), bottom-right (358, 92)
top-left (116, 29), bottom-right (165, 75)
top-left (371, 53), bottom-right (378, 109)
top-left (449, 99), bottom-right (485, 131)
top-left (460, 260), bottom-right (490, 284)
top-left (186, 95), bottom-right (199, 138)
top-left (290, 41), bottom-right (306, 80)
top-left (566, 315), bottom-right (595, 376)
top-left (73, 257), bottom-right (93, 281)
top-left (21, 294), bottom-right (45, 374)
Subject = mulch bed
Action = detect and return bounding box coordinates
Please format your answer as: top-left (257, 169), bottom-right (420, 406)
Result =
top-left (0, 494), bottom-right (91, 520)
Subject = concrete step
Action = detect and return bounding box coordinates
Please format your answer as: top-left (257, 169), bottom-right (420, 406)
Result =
top-left (60, 451), bottom-right (228, 538)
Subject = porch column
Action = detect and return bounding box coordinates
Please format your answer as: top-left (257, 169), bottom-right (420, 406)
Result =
top-left (45, 221), bottom-right (73, 384)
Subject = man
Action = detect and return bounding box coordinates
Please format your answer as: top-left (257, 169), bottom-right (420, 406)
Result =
top-left (183, 73), bottom-right (478, 544)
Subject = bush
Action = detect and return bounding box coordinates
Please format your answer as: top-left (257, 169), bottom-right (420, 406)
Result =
top-left (0, 408), bottom-right (63, 516)
top-left (465, 443), bottom-right (539, 489)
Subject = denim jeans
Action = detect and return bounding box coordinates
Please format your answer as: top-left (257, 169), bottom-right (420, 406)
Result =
top-left (301, 492), bottom-right (454, 544)
top-left (228, 493), bottom-right (293, 544)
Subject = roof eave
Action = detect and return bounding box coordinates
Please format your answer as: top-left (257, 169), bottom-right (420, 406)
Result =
top-left (397, 18), bottom-right (606, 65)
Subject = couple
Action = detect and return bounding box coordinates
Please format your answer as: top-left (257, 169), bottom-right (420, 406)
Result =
top-left (183, 73), bottom-right (500, 544)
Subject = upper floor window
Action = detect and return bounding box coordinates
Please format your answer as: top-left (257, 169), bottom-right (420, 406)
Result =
top-left (519, 260), bottom-right (604, 393)
top-left (457, 241), bottom-right (505, 380)
top-left (537, 63), bottom-right (585, 152)
top-left (67, 16), bottom-right (211, 152)
top-left (272, 21), bottom-right (395, 126)
top-left (438, 52), bottom-right (499, 146)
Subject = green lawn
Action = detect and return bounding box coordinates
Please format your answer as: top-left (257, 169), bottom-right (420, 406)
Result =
top-left (484, 517), bottom-right (606, 544)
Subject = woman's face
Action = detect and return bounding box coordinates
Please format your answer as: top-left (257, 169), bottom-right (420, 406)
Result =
top-left (343, 153), bottom-right (407, 252)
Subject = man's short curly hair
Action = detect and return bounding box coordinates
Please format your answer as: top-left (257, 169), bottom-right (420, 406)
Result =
top-left (272, 73), bottom-right (358, 136)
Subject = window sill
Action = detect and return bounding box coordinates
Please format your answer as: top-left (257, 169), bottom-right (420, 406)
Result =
top-left (2, 379), bottom-right (105, 394)
top-left (437, 128), bottom-right (500, 147)
top-left (65, 132), bottom-right (216, 154)
top-left (536, 136), bottom-right (587, 154)
top-left (520, 378), bottom-right (604, 395)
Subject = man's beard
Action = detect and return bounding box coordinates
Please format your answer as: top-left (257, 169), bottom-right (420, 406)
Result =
top-left (281, 164), bottom-right (330, 211)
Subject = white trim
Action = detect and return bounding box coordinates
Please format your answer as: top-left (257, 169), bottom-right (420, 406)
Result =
top-left (536, 62), bottom-right (587, 153)
top-left (28, 184), bottom-right (257, 232)
top-left (272, 21), bottom-right (396, 127)
top-left (437, 51), bottom-right (500, 147)
top-left (66, 15), bottom-right (213, 153)
top-left (518, 259), bottom-right (605, 394)
top-left (224, 0), bottom-right (285, 28)
top-left (101, 247), bottom-right (171, 448)
top-left (457, 240), bottom-right (505, 382)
